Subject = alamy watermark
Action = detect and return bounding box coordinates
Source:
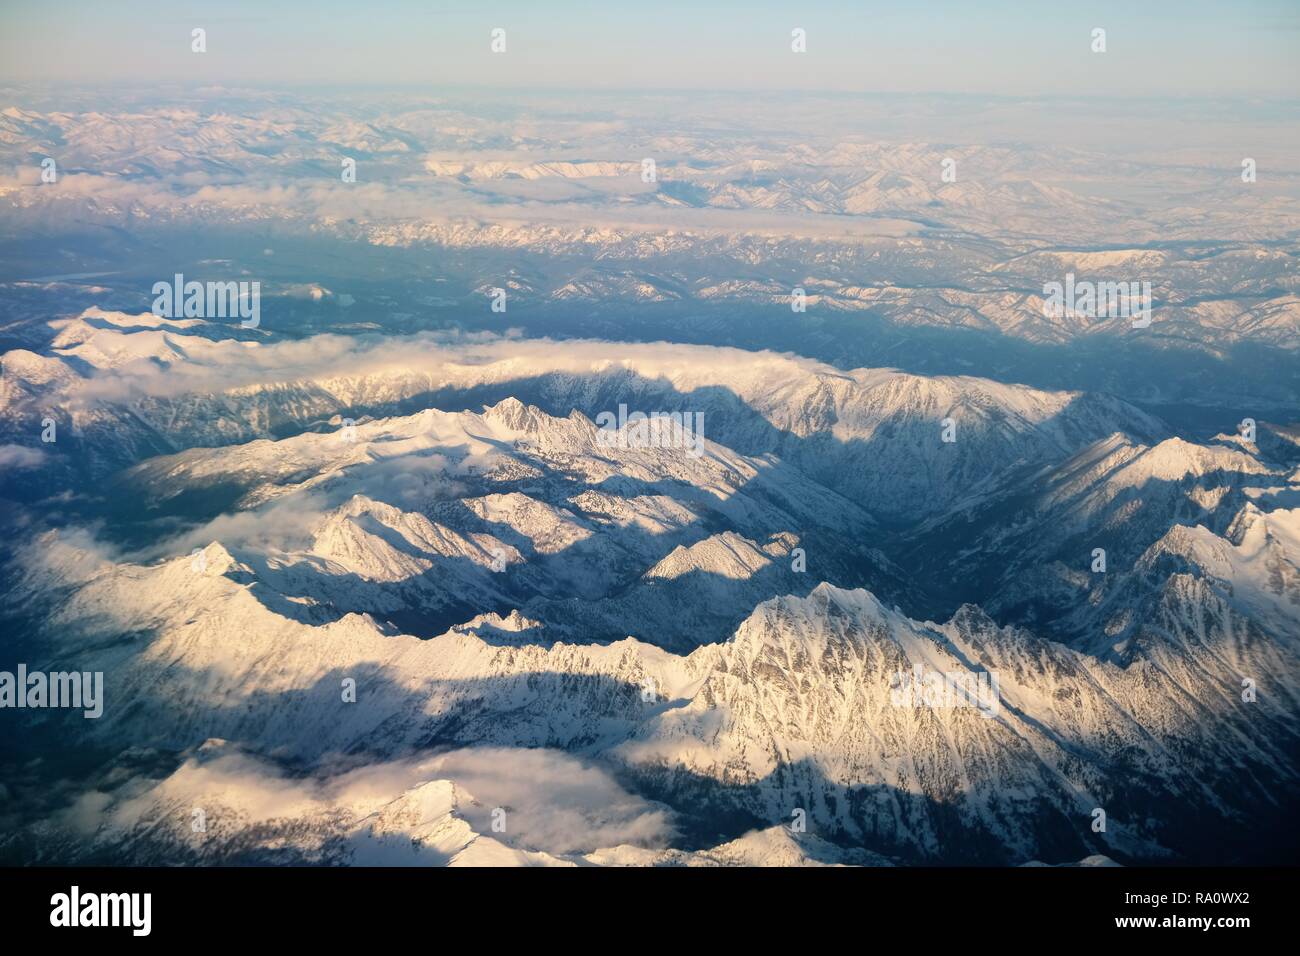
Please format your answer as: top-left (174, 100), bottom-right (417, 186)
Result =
top-left (1042, 273), bottom-right (1151, 328)
top-left (1, 664), bottom-right (103, 718)
top-left (152, 273), bottom-right (260, 328)
top-left (890, 663), bottom-right (1000, 718)
top-left (50, 886), bottom-right (150, 936)
top-left (595, 404), bottom-right (705, 458)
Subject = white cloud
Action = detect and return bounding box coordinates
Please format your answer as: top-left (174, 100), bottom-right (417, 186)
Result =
top-left (0, 444), bottom-right (46, 468)
top-left (413, 747), bottom-right (678, 854)
top-left (98, 745), bottom-right (676, 858)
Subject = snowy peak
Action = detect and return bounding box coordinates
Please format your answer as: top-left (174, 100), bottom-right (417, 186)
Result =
top-left (1133, 436), bottom-right (1271, 483)
top-left (481, 396), bottom-right (545, 433)
top-left (645, 531), bottom-right (787, 582)
top-left (1136, 504), bottom-right (1300, 630)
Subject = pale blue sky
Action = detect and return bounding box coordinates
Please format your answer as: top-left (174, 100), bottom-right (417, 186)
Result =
top-left (1, 0), bottom-right (1297, 96)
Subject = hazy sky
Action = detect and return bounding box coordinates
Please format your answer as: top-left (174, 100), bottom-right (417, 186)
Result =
top-left (1, 0), bottom-right (1297, 96)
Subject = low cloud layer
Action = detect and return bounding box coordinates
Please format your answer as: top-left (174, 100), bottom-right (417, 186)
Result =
top-left (0, 443), bottom-right (46, 468)
top-left (40, 745), bottom-right (677, 860)
top-left (50, 322), bottom-right (826, 408)
top-left (416, 747), bottom-right (678, 854)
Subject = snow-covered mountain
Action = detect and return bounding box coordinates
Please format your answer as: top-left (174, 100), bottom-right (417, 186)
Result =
top-left (4, 93), bottom-right (1297, 380)
top-left (1, 320), bottom-right (1166, 521)
top-left (5, 473), bottom-right (1296, 864)
top-left (906, 427), bottom-right (1300, 633)
top-left (3, 87), bottom-right (1298, 869)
